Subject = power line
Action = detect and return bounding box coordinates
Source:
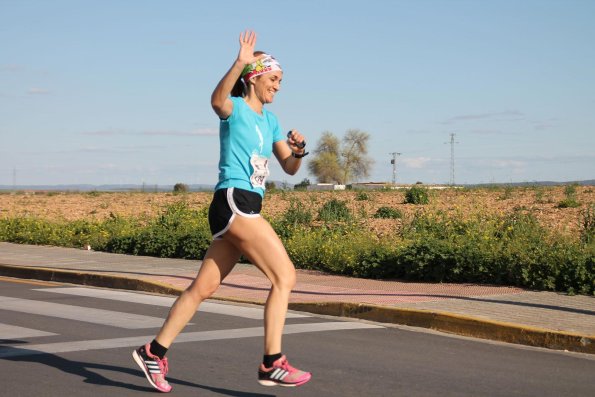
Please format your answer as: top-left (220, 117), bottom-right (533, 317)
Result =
top-left (388, 152), bottom-right (401, 185)
top-left (444, 133), bottom-right (459, 185)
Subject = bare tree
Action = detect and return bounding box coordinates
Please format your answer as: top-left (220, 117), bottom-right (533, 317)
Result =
top-left (308, 132), bottom-right (342, 183)
top-left (341, 129), bottom-right (373, 184)
top-left (308, 130), bottom-right (373, 184)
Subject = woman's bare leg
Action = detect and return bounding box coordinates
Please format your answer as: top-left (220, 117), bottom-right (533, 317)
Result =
top-left (154, 239), bottom-right (241, 348)
top-left (224, 216), bottom-right (296, 355)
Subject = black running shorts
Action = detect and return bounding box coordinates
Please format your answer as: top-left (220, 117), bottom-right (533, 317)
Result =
top-left (208, 187), bottom-right (262, 239)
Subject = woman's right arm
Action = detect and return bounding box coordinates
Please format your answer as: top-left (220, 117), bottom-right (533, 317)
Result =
top-left (210, 30), bottom-right (258, 119)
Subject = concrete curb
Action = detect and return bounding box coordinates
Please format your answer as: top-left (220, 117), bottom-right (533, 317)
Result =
top-left (288, 302), bottom-right (595, 354)
top-left (1, 264), bottom-right (593, 354)
top-left (0, 264), bottom-right (181, 296)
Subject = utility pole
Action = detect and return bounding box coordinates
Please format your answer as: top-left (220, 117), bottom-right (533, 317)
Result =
top-left (445, 133), bottom-right (459, 185)
top-left (389, 152), bottom-right (401, 185)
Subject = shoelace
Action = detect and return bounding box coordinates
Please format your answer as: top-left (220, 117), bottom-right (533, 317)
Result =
top-left (278, 358), bottom-right (297, 373)
top-left (157, 357), bottom-right (169, 376)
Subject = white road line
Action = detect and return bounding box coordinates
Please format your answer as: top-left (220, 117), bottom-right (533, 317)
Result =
top-left (0, 321), bottom-right (383, 358)
top-left (35, 287), bottom-right (309, 319)
top-left (0, 296), bottom-right (166, 329)
top-left (0, 323), bottom-right (57, 339)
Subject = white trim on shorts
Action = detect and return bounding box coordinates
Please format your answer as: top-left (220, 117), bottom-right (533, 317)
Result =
top-left (213, 187), bottom-right (261, 240)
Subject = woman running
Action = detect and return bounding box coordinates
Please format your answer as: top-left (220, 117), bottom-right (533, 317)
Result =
top-left (132, 30), bottom-right (311, 392)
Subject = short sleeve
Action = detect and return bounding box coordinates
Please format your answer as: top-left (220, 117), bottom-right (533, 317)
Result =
top-left (270, 114), bottom-right (285, 143)
top-left (224, 96), bottom-right (243, 122)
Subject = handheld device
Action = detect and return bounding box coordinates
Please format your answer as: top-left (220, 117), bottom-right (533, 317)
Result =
top-left (287, 131), bottom-right (306, 149)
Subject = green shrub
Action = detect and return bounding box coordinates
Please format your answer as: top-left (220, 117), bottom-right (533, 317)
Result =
top-left (0, 203), bottom-right (212, 260)
top-left (373, 206), bottom-right (403, 219)
top-left (355, 191), bottom-right (370, 201)
top-left (0, 215), bottom-right (128, 250)
top-left (123, 202), bottom-right (211, 259)
top-left (533, 186), bottom-right (552, 204)
top-left (317, 199), bottom-right (352, 222)
top-left (272, 199), bottom-right (313, 238)
top-left (558, 184), bottom-right (581, 208)
top-left (404, 185), bottom-right (429, 205)
top-left (285, 226), bottom-right (400, 277)
top-left (557, 199), bottom-right (581, 208)
top-left (499, 186), bottom-right (514, 200)
top-left (565, 184), bottom-right (578, 196)
top-left (405, 210), bottom-right (468, 239)
top-left (580, 205), bottom-right (595, 245)
top-left (284, 200), bottom-right (313, 226)
top-left (281, 211), bottom-right (588, 293)
top-left (2, 197), bottom-right (594, 295)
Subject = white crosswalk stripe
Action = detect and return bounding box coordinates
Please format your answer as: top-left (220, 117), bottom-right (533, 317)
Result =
top-left (1, 286), bottom-right (384, 358)
top-left (0, 295), bottom-right (167, 329)
top-left (35, 287), bottom-right (309, 319)
top-left (0, 322), bottom-right (383, 358)
top-left (0, 323), bottom-right (57, 339)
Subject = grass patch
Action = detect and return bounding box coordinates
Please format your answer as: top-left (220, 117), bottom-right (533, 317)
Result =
top-left (317, 199), bottom-right (352, 222)
top-left (558, 184), bottom-right (581, 208)
top-left (355, 191), bottom-right (370, 201)
top-left (373, 206), bottom-right (403, 219)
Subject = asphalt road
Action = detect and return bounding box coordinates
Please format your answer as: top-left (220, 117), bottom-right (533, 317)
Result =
top-left (0, 277), bottom-right (594, 397)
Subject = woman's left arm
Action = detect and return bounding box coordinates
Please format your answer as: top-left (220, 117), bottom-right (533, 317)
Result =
top-left (273, 130), bottom-right (308, 175)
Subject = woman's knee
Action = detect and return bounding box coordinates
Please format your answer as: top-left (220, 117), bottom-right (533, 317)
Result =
top-left (186, 279), bottom-right (220, 301)
top-left (271, 266), bottom-right (296, 291)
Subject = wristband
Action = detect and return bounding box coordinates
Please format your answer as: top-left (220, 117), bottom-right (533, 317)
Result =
top-left (292, 151), bottom-right (309, 159)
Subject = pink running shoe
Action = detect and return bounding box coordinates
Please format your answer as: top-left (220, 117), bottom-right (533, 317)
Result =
top-left (132, 343), bottom-right (172, 393)
top-left (258, 355), bottom-right (312, 387)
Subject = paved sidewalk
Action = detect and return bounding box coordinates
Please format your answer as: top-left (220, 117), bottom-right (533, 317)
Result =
top-left (0, 242), bottom-right (593, 353)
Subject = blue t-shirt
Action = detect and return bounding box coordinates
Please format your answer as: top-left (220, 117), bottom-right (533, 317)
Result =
top-left (215, 96), bottom-right (285, 197)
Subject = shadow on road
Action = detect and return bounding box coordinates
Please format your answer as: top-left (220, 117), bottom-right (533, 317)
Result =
top-left (1, 346), bottom-right (276, 397)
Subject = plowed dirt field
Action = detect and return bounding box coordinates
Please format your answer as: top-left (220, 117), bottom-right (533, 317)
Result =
top-left (1, 186), bottom-right (593, 238)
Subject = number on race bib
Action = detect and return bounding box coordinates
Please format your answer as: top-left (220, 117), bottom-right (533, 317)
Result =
top-left (250, 154), bottom-right (270, 189)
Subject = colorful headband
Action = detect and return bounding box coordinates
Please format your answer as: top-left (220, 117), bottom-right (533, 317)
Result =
top-left (241, 54), bottom-right (282, 82)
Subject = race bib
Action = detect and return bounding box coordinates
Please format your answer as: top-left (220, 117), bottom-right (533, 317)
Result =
top-left (250, 154), bottom-right (270, 189)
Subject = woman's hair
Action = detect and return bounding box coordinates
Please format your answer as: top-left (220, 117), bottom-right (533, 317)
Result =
top-left (231, 51), bottom-right (266, 97)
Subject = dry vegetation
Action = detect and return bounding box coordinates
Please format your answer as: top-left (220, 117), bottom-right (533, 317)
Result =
top-left (1, 185), bottom-right (593, 238)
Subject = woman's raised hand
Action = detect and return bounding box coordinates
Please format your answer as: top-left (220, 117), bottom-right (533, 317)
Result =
top-left (237, 30), bottom-right (260, 65)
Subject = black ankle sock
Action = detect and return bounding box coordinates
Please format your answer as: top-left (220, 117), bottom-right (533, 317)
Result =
top-left (150, 339), bottom-right (168, 359)
top-left (263, 353), bottom-right (283, 368)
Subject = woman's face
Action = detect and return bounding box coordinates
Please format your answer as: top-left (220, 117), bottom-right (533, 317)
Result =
top-left (252, 71), bottom-right (283, 104)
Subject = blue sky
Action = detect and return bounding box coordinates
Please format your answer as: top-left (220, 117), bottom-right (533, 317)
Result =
top-left (1, 0), bottom-right (594, 187)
